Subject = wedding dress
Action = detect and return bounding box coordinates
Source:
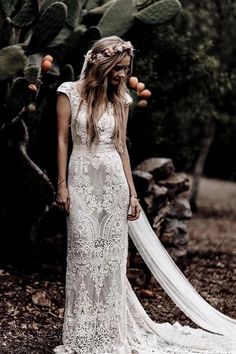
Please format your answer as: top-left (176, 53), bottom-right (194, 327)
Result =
top-left (54, 80), bottom-right (236, 354)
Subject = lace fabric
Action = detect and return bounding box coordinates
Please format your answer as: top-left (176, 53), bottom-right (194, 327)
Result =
top-left (54, 81), bottom-right (236, 354)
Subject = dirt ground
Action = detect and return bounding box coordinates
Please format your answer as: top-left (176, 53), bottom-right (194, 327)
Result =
top-left (1, 177), bottom-right (236, 354)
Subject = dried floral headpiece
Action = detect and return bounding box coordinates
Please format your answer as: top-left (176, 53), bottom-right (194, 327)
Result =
top-left (85, 41), bottom-right (134, 64)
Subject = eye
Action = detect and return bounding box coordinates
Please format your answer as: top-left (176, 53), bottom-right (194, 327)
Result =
top-left (113, 65), bottom-right (129, 72)
top-left (114, 65), bottom-right (122, 71)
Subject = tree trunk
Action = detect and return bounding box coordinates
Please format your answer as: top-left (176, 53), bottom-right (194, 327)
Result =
top-left (190, 117), bottom-right (216, 212)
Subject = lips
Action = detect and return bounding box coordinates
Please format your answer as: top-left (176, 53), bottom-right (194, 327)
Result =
top-left (113, 78), bottom-right (121, 84)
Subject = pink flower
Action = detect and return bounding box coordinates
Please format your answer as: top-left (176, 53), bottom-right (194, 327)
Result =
top-left (115, 45), bottom-right (123, 53)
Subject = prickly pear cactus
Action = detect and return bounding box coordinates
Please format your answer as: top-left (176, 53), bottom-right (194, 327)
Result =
top-left (0, 45), bottom-right (27, 80)
top-left (0, 0), bottom-right (19, 17)
top-left (98, 0), bottom-right (136, 37)
top-left (27, 2), bottom-right (67, 53)
top-left (134, 0), bottom-right (182, 25)
top-left (0, 0), bottom-right (183, 264)
top-left (11, 0), bottom-right (38, 28)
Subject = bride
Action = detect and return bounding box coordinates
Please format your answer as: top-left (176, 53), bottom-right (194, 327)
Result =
top-left (54, 36), bottom-right (236, 353)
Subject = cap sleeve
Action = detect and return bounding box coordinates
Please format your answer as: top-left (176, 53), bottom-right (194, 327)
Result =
top-left (56, 81), bottom-right (72, 99)
top-left (125, 92), bottom-right (133, 106)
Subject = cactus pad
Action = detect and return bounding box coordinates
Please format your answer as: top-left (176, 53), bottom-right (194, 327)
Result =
top-left (0, 0), bottom-right (18, 17)
top-left (134, 0), bottom-right (182, 25)
top-left (63, 0), bottom-right (81, 29)
top-left (0, 45), bottom-right (27, 81)
top-left (6, 77), bottom-right (30, 120)
top-left (60, 64), bottom-right (75, 82)
top-left (27, 2), bottom-right (67, 54)
top-left (11, 0), bottom-right (38, 28)
top-left (98, 0), bottom-right (136, 37)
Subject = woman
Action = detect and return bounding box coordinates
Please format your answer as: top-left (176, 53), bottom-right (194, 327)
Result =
top-left (54, 36), bottom-right (236, 353)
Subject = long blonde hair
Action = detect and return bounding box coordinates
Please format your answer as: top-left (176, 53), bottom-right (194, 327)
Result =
top-left (78, 36), bottom-right (134, 153)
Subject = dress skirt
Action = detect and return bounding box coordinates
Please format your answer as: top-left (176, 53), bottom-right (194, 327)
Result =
top-left (61, 143), bottom-right (131, 353)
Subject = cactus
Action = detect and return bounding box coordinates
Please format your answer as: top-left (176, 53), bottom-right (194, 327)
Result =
top-left (85, 0), bottom-right (103, 11)
top-left (62, 26), bottom-right (102, 75)
top-left (11, 0), bottom-right (38, 28)
top-left (136, 0), bottom-right (153, 11)
top-left (88, 0), bottom-right (114, 16)
top-left (71, 26), bottom-right (102, 75)
top-left (0, 0), bottom-right (184, 263)
top-left (61, 25), bottom-right (87, 59)
top-left (5, 78), bottom-right (30, 120)
top-left (27, 2), bottom-right (67, 54)
top-left (24, 65), bottom-right (40, 84)
top-left (46, 26), bottom-right (72, 48)
top-left (134, 0), bottom-right (181, 25)
top-left (0, 45), bottom-right (27, 80)
top-left (63, 0), bottom-right (81, 29)
top-left (98, 0), bottom-right (136, 37)
top-left (60, 64), bottom-right (75, 82)
top-left (40, 0), bottom-right (81, 29)
top-left (0, 0), bottom-right (18, 17)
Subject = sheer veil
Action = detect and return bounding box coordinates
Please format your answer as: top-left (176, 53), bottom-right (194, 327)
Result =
top-left (79, 50), bottom-right (92, 80)
top-left (128, 208), bottom-right (236, 337)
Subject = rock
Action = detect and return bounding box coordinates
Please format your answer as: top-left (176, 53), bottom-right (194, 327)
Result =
top-left (160, 219), bottom-right (188, 246)
top-left (167, 247), bottom-right (188, 262)
top-left (127, 267), bottom-right (146, 286)
top-left (158, 173), bottom-right (190, 199)
top-left (167, 196), bottom-right (192, 220)
top-left (134, 158), bottom-right (175, 181)
top-left (152, 204), bottom-right (171, 236)
top-left (144, 184), bottom-right (168, 213)
top-left (32, 290), bottom-right (51, 307)
top-left (132, 170), bottom-right (154, 195)
top-left (139, 289), bottom-right (155, 298)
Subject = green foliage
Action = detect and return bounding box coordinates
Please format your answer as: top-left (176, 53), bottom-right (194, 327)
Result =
top-left (85, 0), bottom-right (104, 11)
top-left (0, 0), bottom-right (18, 17)
top-left (0, 45), bottom-right (27, 80)
top-left (5, 77), bottom-right (30, 120)
top-left (63, 0), bottom-right (81, 29)
top-left (11, 0), bottom-right (38, 28)
top-left (134, 0), bottom-right (181, 25)
top-left (130, 2), bottom-right (236, 178)
top-left (27, 2), bottom-right (67, 53)
top-left (98, 0), bottom-right (136, 37)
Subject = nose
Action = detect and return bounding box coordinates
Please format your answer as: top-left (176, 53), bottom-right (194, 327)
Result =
top-left (118, 69), bottom-right (126, 78)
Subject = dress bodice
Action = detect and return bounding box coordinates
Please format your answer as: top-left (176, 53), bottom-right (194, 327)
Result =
top-left (57, 81), bottom-right (132, 147)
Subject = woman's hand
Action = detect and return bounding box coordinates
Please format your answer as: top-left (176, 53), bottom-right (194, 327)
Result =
top-left (56, 184), bottom-right (70, 215)
top-left (128, 196), bottom-right (141, 221)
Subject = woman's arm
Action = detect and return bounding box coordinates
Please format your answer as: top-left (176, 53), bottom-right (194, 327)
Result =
top-left (119, 105), bottom-right (141, 221)
top-left (56, 93), bottom-right (71, 214)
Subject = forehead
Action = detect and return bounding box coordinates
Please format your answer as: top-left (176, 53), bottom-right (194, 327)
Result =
top-left (116, 55), bottom-right (131, 66)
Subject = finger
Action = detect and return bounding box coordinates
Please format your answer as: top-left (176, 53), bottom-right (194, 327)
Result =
top-left (131, 205), bottom-right (136, 216)
top-left (128, 207), bottom-right (141, 221)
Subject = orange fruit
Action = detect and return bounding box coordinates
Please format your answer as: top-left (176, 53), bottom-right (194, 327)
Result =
top-left (129, 76), bottom-right (138, 89)
top-left (139, 89), bottom-right (152, 98)
top-left (137, 99), bottom-right (147, 108)
top-left (28, 84), bottom-right (37, 91)
top-left (42, 54), bottom-right (53, 63)
top-left (136, 82), bottom-right (145, 93)
top-left (41, 59), bottom-right (52, 72)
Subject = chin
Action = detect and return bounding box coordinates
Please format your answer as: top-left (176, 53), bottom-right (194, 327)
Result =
top-left (111, 79), bottom-right (121, 86)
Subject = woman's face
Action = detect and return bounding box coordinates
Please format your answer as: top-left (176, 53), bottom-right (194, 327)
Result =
top-left (109, 55), bottom-right (131, 86)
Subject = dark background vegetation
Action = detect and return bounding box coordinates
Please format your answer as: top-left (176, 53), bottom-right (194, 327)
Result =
top-left (1, 0), bottom-right (236, 352)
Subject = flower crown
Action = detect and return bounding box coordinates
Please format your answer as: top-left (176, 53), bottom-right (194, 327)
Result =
top-left (85, 41), bottom-right (134, 64)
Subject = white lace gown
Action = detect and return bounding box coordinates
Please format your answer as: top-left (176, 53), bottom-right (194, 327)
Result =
top-left (54, 81), bottom-right (236, 354)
